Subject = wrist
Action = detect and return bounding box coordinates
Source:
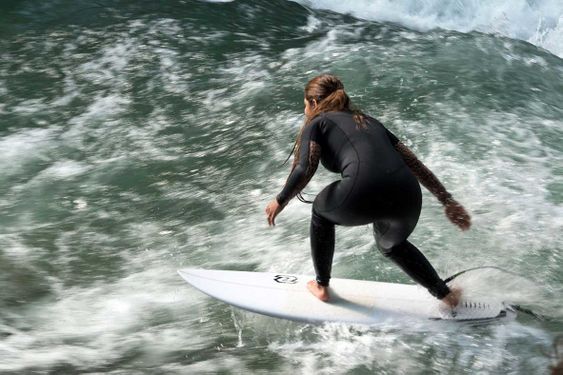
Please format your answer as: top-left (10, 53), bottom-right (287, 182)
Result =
top-left (439, 193), bottom-right (454, 205)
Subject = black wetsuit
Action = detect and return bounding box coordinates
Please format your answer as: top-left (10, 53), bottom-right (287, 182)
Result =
top-left (277, 112), bottom-right (450, 299)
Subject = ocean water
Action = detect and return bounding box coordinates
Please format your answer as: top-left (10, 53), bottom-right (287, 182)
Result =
top-left (0, 0), bottom-right (562, 374)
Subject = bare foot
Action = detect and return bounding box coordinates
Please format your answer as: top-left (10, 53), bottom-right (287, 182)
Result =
top-left (307, 280), bottom-right (330, 302)
top-left (441, 287), bottom-right (462, 308)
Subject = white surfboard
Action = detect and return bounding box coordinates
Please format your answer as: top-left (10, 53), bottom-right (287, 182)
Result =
top-left (178, 268), bottom-right (515, 324)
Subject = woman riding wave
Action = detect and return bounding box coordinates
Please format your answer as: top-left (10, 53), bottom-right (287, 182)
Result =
top-left (265, 74), bottom-right (470, 308)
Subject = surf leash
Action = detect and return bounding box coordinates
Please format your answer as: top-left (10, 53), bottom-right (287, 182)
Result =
top-left (444, 265), bottom-right (525, 284)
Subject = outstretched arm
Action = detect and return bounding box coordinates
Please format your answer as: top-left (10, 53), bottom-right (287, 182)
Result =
top-left (266, 120), bottom-right (322, 226)
top-left (394, 142), bottom-right (471, 230)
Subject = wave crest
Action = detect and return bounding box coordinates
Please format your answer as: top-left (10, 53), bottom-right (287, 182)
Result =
top-left (295, 0), bottom-right (563, 57)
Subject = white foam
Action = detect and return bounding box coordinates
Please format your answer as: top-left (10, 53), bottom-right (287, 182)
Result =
top-left (39, 160), bottom-right (91, 180)
top-left (300, 15), bottom-right (323, 33)
top-left (0, 266), bottom-right (206, 372)
top-left (76, 40), bottom-right (135, 84)
top-left (0, 128), bottom-right (56, 176)
top-left (294, 0), bottom-right (563, 57)
top-left (266, 319), bottom-right (553, 374)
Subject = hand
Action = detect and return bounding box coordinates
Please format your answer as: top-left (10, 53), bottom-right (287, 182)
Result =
top-left (265, 199), bottom-right (284, 226)
top-left (444, 199), bottom-right (471, 231)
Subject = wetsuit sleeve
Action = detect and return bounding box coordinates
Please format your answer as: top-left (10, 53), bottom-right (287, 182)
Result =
top-left (394, 142), bottom-right (453, 205)
top-left (276, 119), bottom-right (322, 206)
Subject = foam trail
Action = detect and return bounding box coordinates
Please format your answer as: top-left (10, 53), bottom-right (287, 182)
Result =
top-left (294, 0), bottom-right (563, 57)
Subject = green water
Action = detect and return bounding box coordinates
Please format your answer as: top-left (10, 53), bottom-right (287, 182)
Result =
top-left (0, 0), bottom-right (562, 373)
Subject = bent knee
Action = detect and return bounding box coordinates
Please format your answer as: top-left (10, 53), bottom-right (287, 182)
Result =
top-left (376, 240), bottom-right (396, 256)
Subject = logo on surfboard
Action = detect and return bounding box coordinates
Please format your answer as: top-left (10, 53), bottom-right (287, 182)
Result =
top-left (274, 275), bottom-right (298, 284)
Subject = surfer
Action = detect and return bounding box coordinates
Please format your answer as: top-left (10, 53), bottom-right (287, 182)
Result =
top-left (265, 74), bottom-right (470, 308)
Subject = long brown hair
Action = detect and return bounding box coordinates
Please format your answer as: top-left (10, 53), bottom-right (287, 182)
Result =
top-left (291, 74), bottom-right (365, 163)
top-left (304, 74), bottom-right (357, 123)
